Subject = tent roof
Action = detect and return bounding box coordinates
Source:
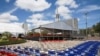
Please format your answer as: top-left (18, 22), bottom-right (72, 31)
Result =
top-left (40, 19), bottom-right (78, 31)
top-left (0, 23), bottom-right (25, 33)
top-left (41, 21), bottom-right (73, 30)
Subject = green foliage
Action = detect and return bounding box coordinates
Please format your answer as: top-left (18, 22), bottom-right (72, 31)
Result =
top-left (1, 36), bottom-right (8, 40)
top-left (2, 32), bottom-right (12, 38)
top-left (0, 36), bottom-right (9, 42)
top-left (93, 22), bottom-right (100, 33)
top-left (0, 32), bottom-right (26, 46)
top-left (0, 39), bottom-right (26, 46)
top-left (0, 35), bottom-right (26, 45)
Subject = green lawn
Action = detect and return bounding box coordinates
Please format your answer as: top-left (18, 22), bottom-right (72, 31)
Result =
top-left (0, 38), bottom-right (26, 46)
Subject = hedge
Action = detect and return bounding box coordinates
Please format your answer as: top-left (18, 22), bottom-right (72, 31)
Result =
top-left (0, 39), bottom-right (26, 46)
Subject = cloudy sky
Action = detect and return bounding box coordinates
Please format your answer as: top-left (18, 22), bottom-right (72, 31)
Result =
top-left (0, 0), bottom-right (100, 29)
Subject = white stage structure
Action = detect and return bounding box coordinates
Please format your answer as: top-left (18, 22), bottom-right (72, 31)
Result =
top-left (32, 19), bottom-right (78, 41)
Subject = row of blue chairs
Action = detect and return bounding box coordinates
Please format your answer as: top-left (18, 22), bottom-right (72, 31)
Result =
top-left (0, 41), bottom-right (100, 56)
top-left (48, 41), bottom-right (100, 56)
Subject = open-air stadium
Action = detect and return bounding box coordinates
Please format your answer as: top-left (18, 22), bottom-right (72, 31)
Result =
top-left (0, 0), bottom-right (100, 56)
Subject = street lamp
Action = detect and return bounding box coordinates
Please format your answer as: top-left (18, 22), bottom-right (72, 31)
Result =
top-left (84, 12), bottom-right (88, 39)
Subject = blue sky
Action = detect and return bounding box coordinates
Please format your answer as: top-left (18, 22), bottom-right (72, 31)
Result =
top-left (0, 0), bottom-right (100, 30)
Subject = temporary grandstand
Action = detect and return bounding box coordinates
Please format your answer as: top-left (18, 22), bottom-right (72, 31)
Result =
top-left (32, 19), bottom-right (79, 41)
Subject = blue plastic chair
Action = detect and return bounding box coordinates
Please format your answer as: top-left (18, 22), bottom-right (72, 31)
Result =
top-left (57, 51), bottom-right (64, 56)
top-left (35, 49), bottom-right (40, 56)
top-left (48, 50), bottom-right (56, 56)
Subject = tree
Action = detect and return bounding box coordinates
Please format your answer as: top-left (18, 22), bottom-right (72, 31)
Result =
top-left (2, 32), bottom-right (12, 38)
top-left (93, 22), bottom-right (100, 33)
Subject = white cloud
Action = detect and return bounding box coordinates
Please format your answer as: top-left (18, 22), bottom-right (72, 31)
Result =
top-left (5, 0), bottom-right (10, 3)
top-left (26, 14), bottom-right (43, 23)
top-left (70, 1), bottom-right (78, 8)
top-left (33, 20), bottom-right (53, 27)
top-left (57, 6), bottom-right (71, 14)
top-left (55, 0), bottom-right (78, 20)
top-left (12, 22), bottom-right (23, 26)
top-left (12, 22), bottom-right (32, 30)
top-left (0, 13), bottom-right (18, 23)
top-left (56, 0), bottom-right (78, 8)
top-left (78, 5), bottom-right (100, 12)
top-left (7, 7), bottom-right (18, 14)
top-left (26, 14), bottom-right (53, 27)
top-left (27, 23), bottom-right (32, 29)
top-left (77, 18), bottom-right (80, 21)
top-left (16, 22), bottom-right (33, 30)
top-left (30, 14), bottom-right (43, 20)
top-left (15, 0), bottom-right (51, 12)
top-left (56, 6), bottom-right (72, 19)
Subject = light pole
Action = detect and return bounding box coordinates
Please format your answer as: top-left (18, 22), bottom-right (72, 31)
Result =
top-left (84, 12), bottom-right (88, 39)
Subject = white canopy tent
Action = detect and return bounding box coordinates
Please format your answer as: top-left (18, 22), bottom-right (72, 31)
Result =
top-left (41, 19), bottom-right (78, 31)
top-left (41, 21), bottom-right (73, 30)
top-left (32, 19), bottom-right (79, 41)
top-left (0, 23), bottom-right (25, 34)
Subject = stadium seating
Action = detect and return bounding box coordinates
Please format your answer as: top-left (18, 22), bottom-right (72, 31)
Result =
top-left (48, 50), bottom-right (56, 56)
top-left (0, 41), bottom-right (100, 56)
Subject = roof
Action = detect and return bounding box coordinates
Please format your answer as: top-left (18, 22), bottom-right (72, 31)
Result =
top-left (41, 21), bottom-right (73, 30)
top-left (0, 23), bottom-right (25, 33)
top-left (40, 19), bottom-right (78, 31)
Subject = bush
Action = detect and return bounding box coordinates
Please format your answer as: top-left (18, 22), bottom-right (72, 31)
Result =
top-left (1, 36), bottom-right (8, 40)
top-left (2, 32), bottom-right (12, 38)
top-left (0, 32), bottom-right (26, 46)
top-left (0, 36), bottom-right (9, 42)
top-left (0, 39), bottom-right (26, 46)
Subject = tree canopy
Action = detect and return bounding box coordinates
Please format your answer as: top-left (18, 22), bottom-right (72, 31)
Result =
top-left (93, 22), bottom-right (100, 33)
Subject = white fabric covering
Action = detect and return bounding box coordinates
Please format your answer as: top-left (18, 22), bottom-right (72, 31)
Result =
top-left (41, 21), bottom-right (73, 30)
top-left (41, 19), bottom-right (78, 31)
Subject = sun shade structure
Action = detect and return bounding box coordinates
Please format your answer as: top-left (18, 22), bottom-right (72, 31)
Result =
top-left (40, 19), bottom-right (78, 31)
top-left (31, 19), bottom-right (79, 41)
top-left (41, 21), bottom-right (72, 30)
top-left (0, 23), bottom-right (25, 34)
